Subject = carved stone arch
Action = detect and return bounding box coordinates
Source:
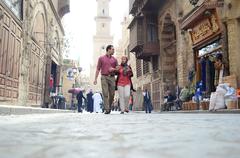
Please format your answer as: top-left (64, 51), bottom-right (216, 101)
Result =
top-left (27, 1), bottom-right (48, 106)
top-left (30, 1), bottom-right (48, 48)
top-left (160, 12), bottom-right (177, 34)
top-left (160, 12), bottom-right (178, 94)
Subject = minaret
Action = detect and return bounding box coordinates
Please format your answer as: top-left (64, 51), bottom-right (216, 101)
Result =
top-left (90, 0), bottom-right (113, 91)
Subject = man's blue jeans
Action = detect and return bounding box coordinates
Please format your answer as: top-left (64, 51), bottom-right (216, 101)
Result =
top-left (145, 103), bottom-right (152, 113)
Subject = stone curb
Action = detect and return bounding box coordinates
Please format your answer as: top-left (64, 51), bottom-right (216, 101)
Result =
top-left (132, 110), bottom-right (240, 114)
top-left (159, 109), bottom-right (240, 114)
top-left (0, 105), bottom-right (74, 115)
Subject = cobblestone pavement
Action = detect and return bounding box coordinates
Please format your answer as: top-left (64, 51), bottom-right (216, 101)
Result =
top-left (0, 112), bottom-right (240, 158)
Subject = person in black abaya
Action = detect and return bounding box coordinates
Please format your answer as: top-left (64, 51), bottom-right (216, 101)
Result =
top-left (87, 89), bottom-right (94, 113)
top-left (76, 91), bottom-right (86, 113)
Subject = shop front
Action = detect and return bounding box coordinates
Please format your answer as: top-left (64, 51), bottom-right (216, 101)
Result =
top-left (181, 3), bottom-right (229, 97)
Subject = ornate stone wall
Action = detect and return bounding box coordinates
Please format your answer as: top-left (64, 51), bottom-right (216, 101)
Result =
top-left (133, 0), bottom-right (240, 110)
top-left (180, 0), bottom-right (240, 87)
top-left (0, 2), bottom-right (22, 105)
top-left (0, 0), bottom-right (69, 106)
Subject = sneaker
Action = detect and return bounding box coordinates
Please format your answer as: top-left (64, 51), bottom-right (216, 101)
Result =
top-left (120, 112), bottom-right (124, 114)
top-left (125, 109), bottom-right (129, 113)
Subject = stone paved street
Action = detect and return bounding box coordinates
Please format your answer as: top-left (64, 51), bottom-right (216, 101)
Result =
top-left (0, 112), bottom-right (240, 158)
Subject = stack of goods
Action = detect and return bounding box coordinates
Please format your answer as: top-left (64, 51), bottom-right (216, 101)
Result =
top-left (209, 83), bottom-right (238, 110)
top-left (200, 101), bottom-right (209, 110)
top-left (182, 102), bottom-right (197, 110)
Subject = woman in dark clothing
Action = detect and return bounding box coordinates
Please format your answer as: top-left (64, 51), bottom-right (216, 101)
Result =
top-left (87, 89), bottom-right (94, 113)
top-left (76, 91), bottom-right (86, 113)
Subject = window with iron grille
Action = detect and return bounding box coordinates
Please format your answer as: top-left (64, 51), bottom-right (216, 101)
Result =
top-left (143, 60), bottom-right (149, 74)
top-left (136, 59), bottom-right (142, 78)
top-left (152, 56), bottom-right (159, 71)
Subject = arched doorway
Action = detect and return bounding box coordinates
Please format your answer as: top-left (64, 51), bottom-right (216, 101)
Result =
top-left (161, 14), bottom-right (177, 95)
top-left (28, 5), bottom-right (47, 106)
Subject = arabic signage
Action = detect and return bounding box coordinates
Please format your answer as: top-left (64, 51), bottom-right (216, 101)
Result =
top-left (190, 13), bottom-right (220, 45)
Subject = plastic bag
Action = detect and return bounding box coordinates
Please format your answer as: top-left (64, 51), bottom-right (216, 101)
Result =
top-left (214, 93), bottom-right (225, 110)
top-left (209, 92), bottom-right (217, 111)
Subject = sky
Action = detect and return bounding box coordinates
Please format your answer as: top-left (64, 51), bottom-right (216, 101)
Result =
top-left (62, 0), bottom-right (129, 76)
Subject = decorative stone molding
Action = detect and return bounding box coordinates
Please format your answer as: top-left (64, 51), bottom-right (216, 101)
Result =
top-left (189, 0), bottom-right (199, 6)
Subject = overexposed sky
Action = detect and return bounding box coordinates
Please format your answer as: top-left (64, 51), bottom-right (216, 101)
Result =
top-left (63, 0), bottom-right (129, 75)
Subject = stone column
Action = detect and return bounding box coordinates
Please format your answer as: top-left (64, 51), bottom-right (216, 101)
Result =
top-left (227, 19), bottom-right (240, 87)
top-left (18, 0), bottom-right (31, 106)
top-left (43, 56), bottom-right (52, 105)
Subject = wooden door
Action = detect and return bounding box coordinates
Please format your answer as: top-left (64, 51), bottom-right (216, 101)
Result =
top-left (28, 42), bottom-right (45, 106)
top-left (0, 7), bottom-right (21, 102)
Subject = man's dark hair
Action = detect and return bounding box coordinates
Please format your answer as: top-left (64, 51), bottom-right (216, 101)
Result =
top-left (106, 45), bottom-right (113, 52)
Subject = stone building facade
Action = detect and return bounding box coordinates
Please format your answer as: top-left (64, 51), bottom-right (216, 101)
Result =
top-left (128, 0), bottom-right (240, 110)
top-left (0, 0), bottom-right (70, 107)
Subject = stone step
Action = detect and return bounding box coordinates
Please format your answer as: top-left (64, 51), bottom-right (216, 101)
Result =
top-left (0, 105), bottom-right (73, 115)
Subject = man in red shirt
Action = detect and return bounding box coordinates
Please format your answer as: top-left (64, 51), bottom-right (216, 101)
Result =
top-left (94, 45), bottom-right (118, 114)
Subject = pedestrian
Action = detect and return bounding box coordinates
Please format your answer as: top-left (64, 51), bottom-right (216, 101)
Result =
top-left (87, 89), bottom-right (94, 113)
top-left (143, 89), bottom-right (153, 113)
top-left (93, 45), bottom-right (118, 114)
top-left (49, 74), bottom-right (54, 108)
top-left (76, 91), bottom-right (86, 113)
top-left (162, 90), bottom-right (176, 111)
top-left (92, 92), bottom-right (103, 113)
top-left (129, 92), bottom-right (133, 111)
top-left (49, 74), bottom-right (54, 94)
top-left (115, 56), bottom-right (134, 114)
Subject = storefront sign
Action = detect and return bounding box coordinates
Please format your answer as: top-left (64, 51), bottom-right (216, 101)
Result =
top-left (190, 14), bottom-right (220, 45)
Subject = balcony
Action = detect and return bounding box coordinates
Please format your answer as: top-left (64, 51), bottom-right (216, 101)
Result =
top-left (128, 16), bottom-right (144, 52)
top-left (129, 0), bottom-right (165, 15)
top-left (135, 42), bottom-right (160, 59)
top-left (128, 14), bottom-right (159, 60)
